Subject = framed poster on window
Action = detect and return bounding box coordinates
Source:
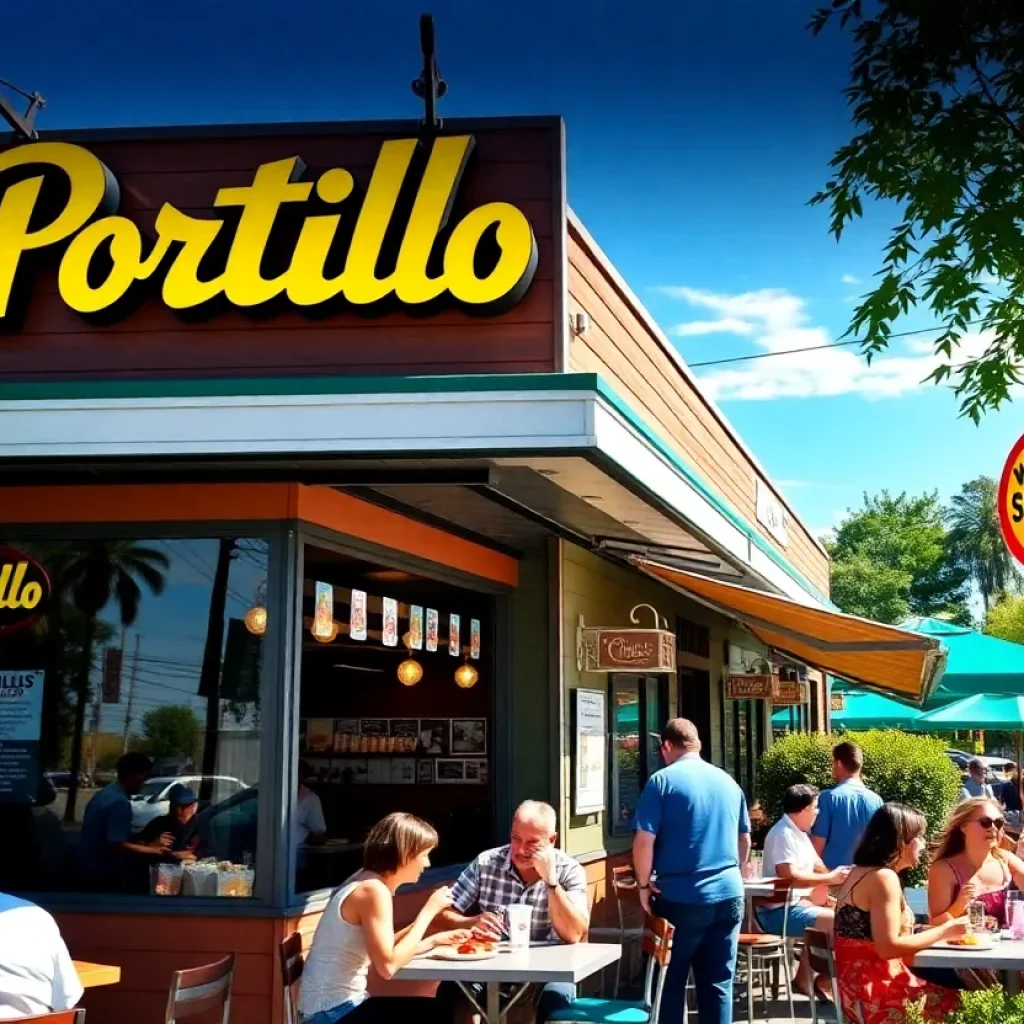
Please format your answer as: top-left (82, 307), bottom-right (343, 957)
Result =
top-left (572, 688), bottom-right (607, 815)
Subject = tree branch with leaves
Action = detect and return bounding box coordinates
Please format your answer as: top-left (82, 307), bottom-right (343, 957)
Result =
top-left (810, 0), bottom-right (1024, 421)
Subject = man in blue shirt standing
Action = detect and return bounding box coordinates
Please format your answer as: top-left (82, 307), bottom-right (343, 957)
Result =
top-left (811, 741), bottom-right (883, 869)
top-left (633, 719), bottom-right (750, 1024)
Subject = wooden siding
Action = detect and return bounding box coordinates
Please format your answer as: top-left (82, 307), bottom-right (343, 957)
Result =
top-left (56, 911), bottom-right (277, 1024)
top-left (0, 124), bottom-right (560, 381)
top-left (566, 223), bottom-right (829, 596)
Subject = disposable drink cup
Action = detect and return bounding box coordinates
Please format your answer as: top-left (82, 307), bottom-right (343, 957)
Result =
top-left (507, 904), bottom-right (532, 948)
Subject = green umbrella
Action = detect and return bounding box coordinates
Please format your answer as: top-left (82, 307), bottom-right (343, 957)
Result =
top-left (913, 692), bottom-right (1024, 730)
top-left (900, 617), bottom-right (1024, 709)
top-left (913, 692), bottom-right (1024, 803)
top-left (772, 688), bottom-right (921, 729)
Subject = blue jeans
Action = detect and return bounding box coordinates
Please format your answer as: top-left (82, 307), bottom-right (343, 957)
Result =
top-left (652, 895), bottom-right (744, 1024)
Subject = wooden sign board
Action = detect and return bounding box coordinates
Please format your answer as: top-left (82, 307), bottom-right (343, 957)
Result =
top-left (580, 628), bottom-right (677, 673)
top-left (773, 680), bottom-right (808, 707)
top-left (830, 692), bottom-right (846, 712)
top-left (724, 673), bottom-right (775, 701)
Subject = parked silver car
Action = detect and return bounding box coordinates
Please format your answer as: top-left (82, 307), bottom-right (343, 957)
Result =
top-left (130, 775), bottom-right (248, 833)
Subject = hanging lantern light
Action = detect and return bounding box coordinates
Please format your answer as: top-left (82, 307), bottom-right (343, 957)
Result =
top-left (454, 655), bottom-right (479, 689)
top-left (244, 580), bottom-right (268, 636)
top-left (397, 657), bottom-right (424, 686)
top-left (313, 620), bottom-right (340, 644)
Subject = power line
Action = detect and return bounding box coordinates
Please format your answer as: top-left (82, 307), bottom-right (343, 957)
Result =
top-left (687, 319), bottom-right (994, 370)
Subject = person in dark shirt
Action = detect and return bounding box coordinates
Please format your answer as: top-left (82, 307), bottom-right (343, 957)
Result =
top-left (1000, 771), bottom-right (1023, 814)
top-left (138, 784), bottom-right (204, 862)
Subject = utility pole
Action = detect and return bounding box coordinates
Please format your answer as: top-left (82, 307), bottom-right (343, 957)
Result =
top-left (122, 633), bottom-right (141, 754)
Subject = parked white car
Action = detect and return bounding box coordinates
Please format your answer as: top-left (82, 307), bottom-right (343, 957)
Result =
top-left (130, 775), bottom-right (248, 833)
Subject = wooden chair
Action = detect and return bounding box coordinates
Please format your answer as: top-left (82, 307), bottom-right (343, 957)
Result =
top-left (279, 933), bottom-right (304, 1024)
top-left (164, 953), bottom-right (235, 1024)
top-left (548, 912), bottom-right (675, 1024)
top-left (14, 1013), bottom-right (86, 1024)
top-left (740, 878), bottom-right (798, 1023)
top-left (805, 928), bottom-right (864, 1024)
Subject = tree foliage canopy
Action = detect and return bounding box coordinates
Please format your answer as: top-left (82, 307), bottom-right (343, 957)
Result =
top-left (827, 491), bottom-right (971, 623)
top-left (142, 704), bottom-right (202, 762)
top-left (810, 0), bottom-right (1024, 421)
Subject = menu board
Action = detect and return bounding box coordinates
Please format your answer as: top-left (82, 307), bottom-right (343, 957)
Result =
top-left (573, 688), bottom-right (607, 815)
top-left (0, 669), bottom-right (44, 802)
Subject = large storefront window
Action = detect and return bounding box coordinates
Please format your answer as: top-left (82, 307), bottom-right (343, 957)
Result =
top-left (611, 674), bottom-right (668, 835)
top-left (294, 543), bottom-right (493, 895)
top-left (0, 537), bottom-right (267, 898)
top-left (722, 696), bottom-right (766, 798)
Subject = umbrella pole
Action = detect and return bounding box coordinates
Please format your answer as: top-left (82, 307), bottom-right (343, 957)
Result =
top-left (1018, 730), bottom-right (1023, 810)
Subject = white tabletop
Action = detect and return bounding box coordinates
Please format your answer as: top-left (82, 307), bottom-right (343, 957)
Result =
top-left (914, 937), bottom-right (1024, 971)
top-left (396, 942), bottom-right (622, 984)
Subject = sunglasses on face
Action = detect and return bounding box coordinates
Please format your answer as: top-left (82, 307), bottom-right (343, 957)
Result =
top-left (974, 816), bottom-right (1006, 831)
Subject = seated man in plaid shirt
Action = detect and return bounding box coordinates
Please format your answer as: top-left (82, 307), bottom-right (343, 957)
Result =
top-left (437, 800), bottom-right (590, 1022)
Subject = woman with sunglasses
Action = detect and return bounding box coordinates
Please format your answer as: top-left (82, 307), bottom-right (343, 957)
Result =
top-left (928, 797), bottom-right (1024, 932)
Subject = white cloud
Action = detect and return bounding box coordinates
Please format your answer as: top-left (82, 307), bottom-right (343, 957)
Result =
top-left (672, 317), bottom-right (755, 337)
top-left (841, 273), bottom-right (862, 285)
top-left (662, 285), bottom-right (1002, 402)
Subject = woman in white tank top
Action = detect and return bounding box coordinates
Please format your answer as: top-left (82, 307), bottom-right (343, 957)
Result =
top-left (298, 812), bottom-right (469, 1024)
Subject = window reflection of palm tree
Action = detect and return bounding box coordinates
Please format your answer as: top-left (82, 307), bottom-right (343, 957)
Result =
top-left (197, 539), bottom-right (237, 806)
top-left (53, 541), bottom-right (169, 823)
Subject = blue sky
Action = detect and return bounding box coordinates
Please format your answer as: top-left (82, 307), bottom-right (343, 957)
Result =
top-left (5, 0), bottom-right (1020, 538)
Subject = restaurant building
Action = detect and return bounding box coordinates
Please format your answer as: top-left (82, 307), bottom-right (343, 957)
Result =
top-left (0, 116), bottom-right (944, 1023)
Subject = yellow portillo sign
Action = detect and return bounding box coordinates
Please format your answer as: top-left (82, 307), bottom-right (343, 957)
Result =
top-left (0, 135), bottom-right (538, 322)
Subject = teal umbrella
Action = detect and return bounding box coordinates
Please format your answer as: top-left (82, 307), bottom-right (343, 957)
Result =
top-left (913, 692), bottom-right (1024, 803)
top-left (772, 688), bottom-right (921, 730)
top-left (901, 617), bottom-right (1024, 709)
top-left (913, 692), bottom-right (1024, 731)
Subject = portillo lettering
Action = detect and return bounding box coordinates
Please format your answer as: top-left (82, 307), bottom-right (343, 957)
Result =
top-left (0, 548), bottom-right (50, 635)
top-left (0, 135), bottom-right (539, 324)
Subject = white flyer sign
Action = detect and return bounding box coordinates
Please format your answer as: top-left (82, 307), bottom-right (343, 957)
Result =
top-left (0, 670), bottom-right (45, 741)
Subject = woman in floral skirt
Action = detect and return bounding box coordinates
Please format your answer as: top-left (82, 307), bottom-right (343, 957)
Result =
top-left (833, 804), bottom-right (967, 1024)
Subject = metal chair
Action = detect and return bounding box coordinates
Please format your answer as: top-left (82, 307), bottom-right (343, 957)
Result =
top-left (164, 953), bottom-right (235, 1024)
top-left (739, 879), bottom-right (798, 1023)
top-left (805, 928), bottom-right (864, 1024)
top-left (279, 933), bottom-right (304, 1024)
top-left (589, 865), bottom-right (694, 1013)
top-left (548, 912), bottom-right (675, 1023)
top-left (14, 1014), bottom-right (86, 1024)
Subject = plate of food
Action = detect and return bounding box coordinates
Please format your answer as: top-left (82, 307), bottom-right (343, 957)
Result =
top-left (937, 934), bottom-right (994, 950)
top-left (432, 940), bottom-right (499, 961)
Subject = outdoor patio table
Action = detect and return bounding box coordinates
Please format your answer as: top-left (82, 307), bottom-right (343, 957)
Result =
top-left (914, 938), bottom-right (1024, 994)
top-left (396, 941), bottom-right (621, 1024)
top-left (73, 961), bottom-right (121, 988)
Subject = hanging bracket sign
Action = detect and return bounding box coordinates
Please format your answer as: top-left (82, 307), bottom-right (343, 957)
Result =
top-left (724, 656), bottom-right (777, 700)
top-left (772, 679), bottom-right (808, 707)
top-left (578, 604), bottom-right (677, 674)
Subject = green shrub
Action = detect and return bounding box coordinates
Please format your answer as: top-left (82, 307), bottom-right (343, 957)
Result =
top-left (757, 729), bottom-right (962, 881)
top-left (905, 986), bottom-right (1024, 1024)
